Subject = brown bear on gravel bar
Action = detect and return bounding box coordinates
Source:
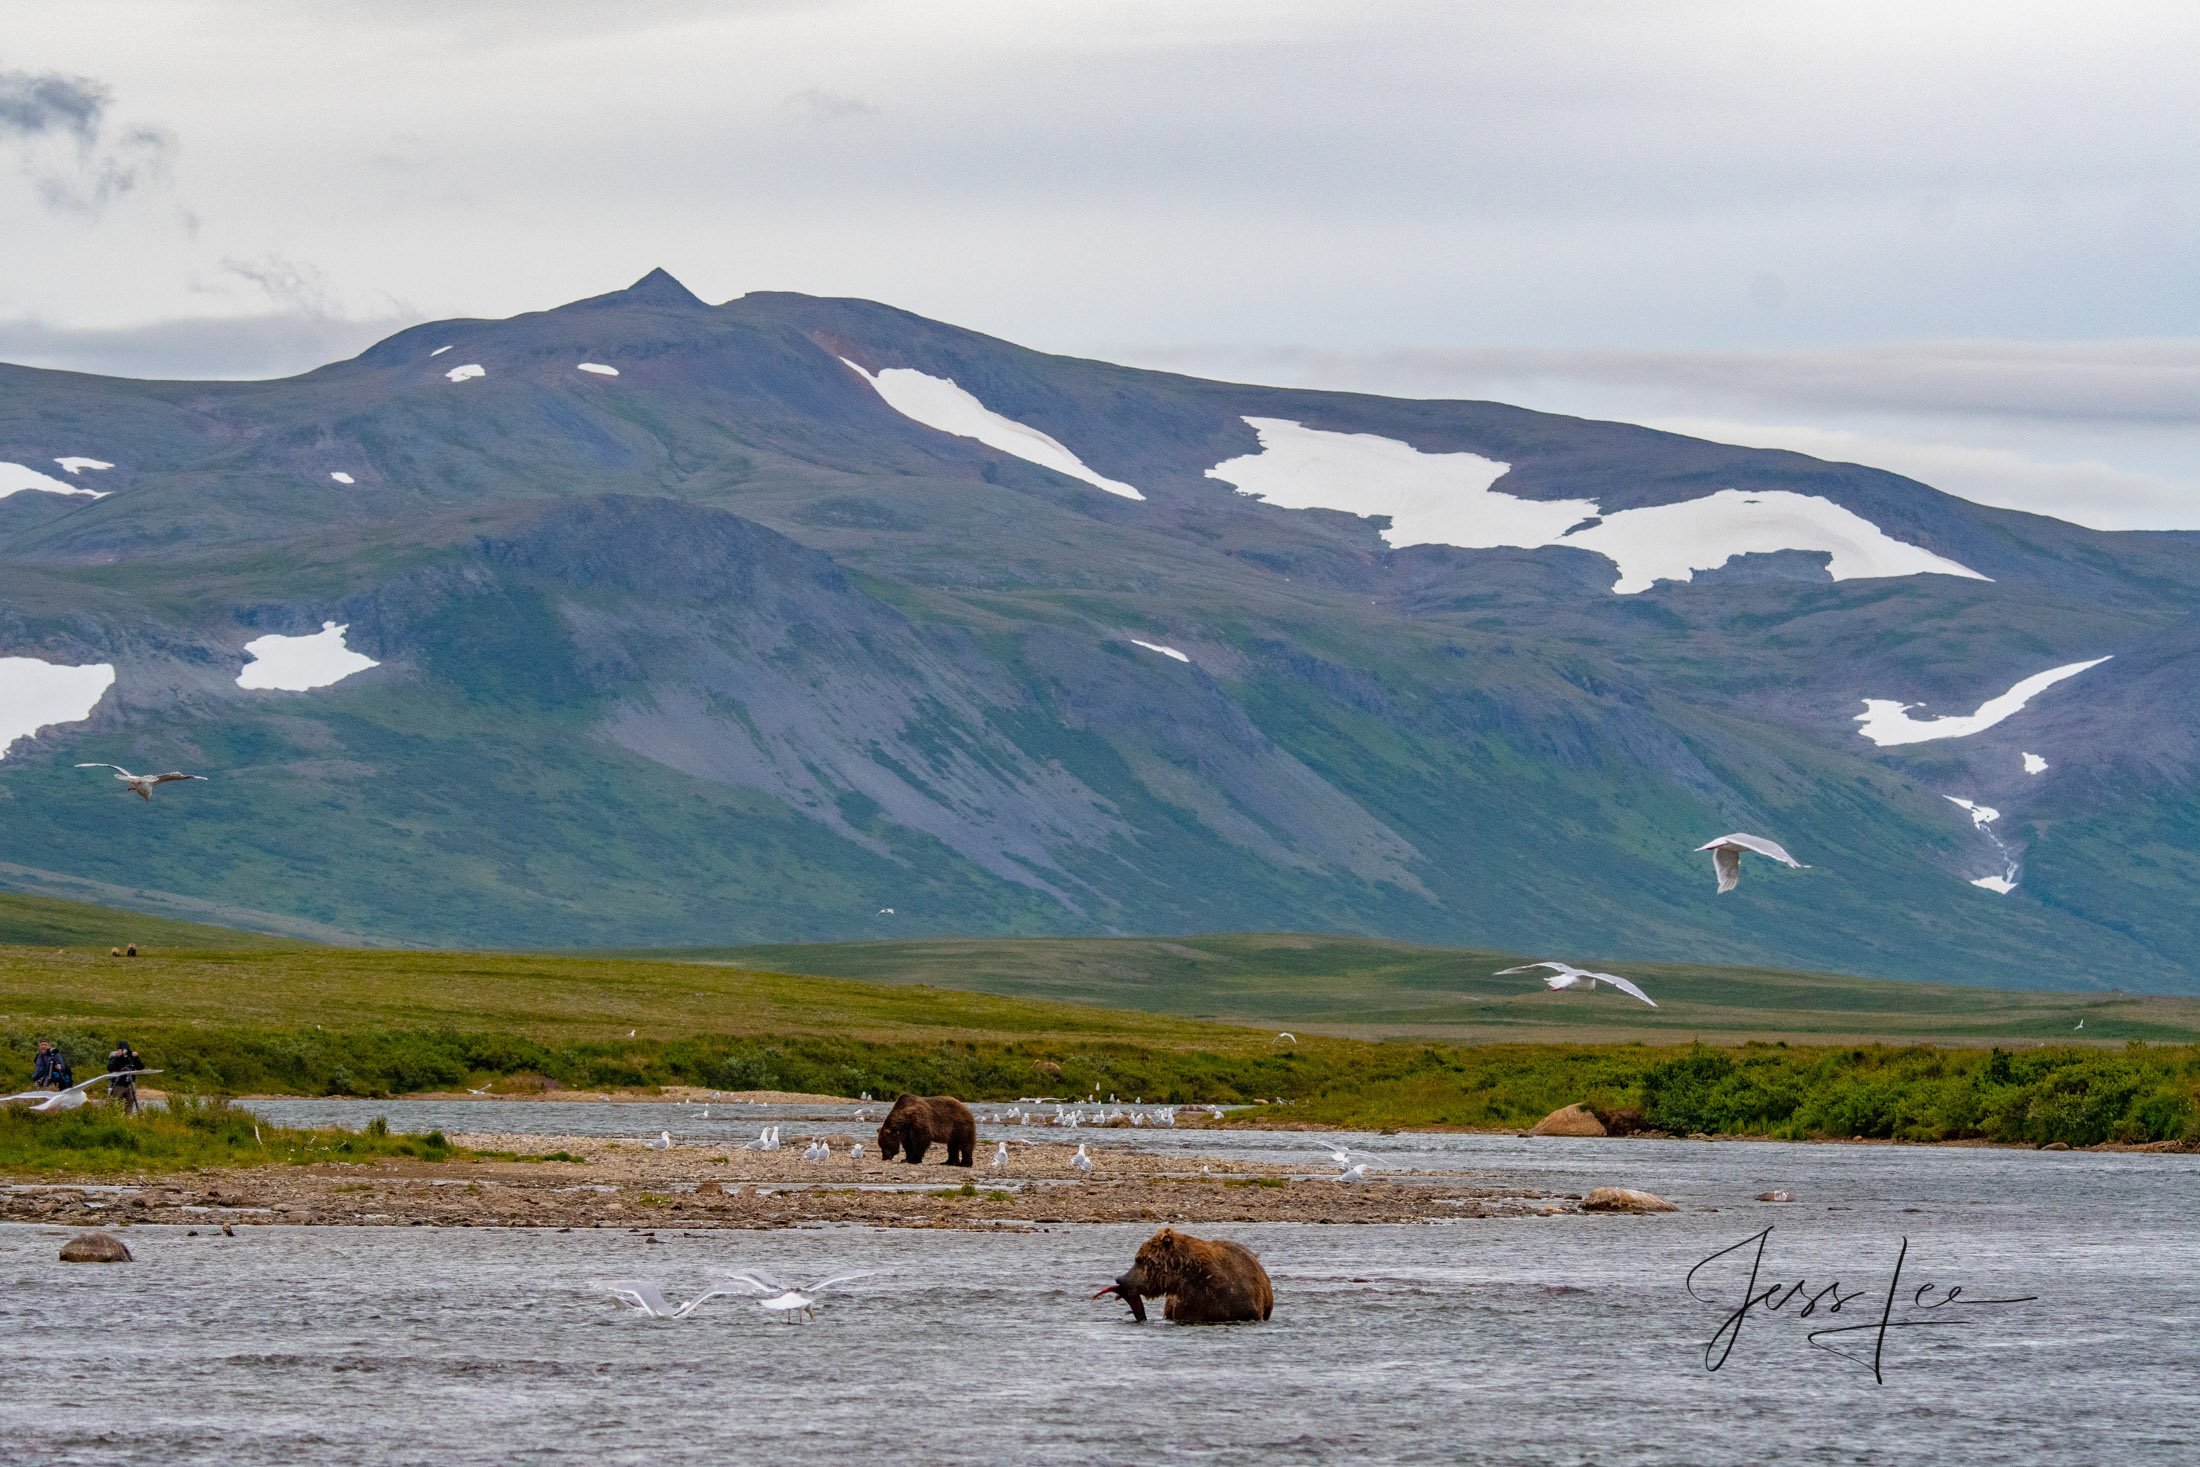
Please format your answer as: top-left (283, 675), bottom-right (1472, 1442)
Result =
top-left (876, 1093), bottom-right (977, 1166)
top-left (1096, 1227), bottom-right (1274, 1323)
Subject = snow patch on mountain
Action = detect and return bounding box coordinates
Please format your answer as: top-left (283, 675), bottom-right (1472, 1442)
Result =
top-left (1131, 640), bottom-right (1190, 663)
top-left (577, 362), bottom-right (619, 376)
top-left (1, 463), bottom-right (105, 499)
top-left (2023, 752), bottom-right (2048, 774)
top-left (1206, 418), bottom-right (1989, 595)
top-left (1855, 657), bottom-right (2110, 747)
top-left (54, 457), bottom-right (111, 474)
top-left (1209, 419), bottom-right (1589, 547)
top-left (445, 363), bottom-right (485, 383)
top-left (1947, 797), bottom-right (2021, 893)
top-left (0, 657), bottom-right (114, 758)
top-left (842, 359), bottom-right (1144, 501)
top-left (236, 622), bottom-right (379, 692)
top-left (329, 472), bottom-right (355, 485)
top-left (1946, 796), bottom-right (2001, 828)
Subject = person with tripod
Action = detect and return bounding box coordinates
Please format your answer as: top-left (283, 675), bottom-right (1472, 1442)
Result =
top-left (106, 1039), bottom-right (146, 1116)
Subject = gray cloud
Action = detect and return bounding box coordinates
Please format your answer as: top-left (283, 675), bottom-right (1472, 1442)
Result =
top-left (1111, 340), bottom-right (2200, 428)
top-left (0, 68), bottom-right (106, 144)
top-left (0, 311), bottom-right (420, 381)
top-left (783, 87), bottom-right (878, 122)
top-left (217, 253), bottom-right (348, 318)
top-left (0, 65), bottom-right (172, 214)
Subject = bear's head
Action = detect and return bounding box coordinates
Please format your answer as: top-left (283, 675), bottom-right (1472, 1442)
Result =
top-left (876, 1122), bottom-right (901, 1160)
top-left (1116, 1227), bottom-right (1200, 1299)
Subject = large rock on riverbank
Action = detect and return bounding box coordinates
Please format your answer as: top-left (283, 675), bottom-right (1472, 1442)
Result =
top-left (1581, 1187), bottom-right (1676, 1213)
top-left (59, 1231), bottom-right (132, 1262)
top-left (1531, 1105), bottom-right (1608, 1137)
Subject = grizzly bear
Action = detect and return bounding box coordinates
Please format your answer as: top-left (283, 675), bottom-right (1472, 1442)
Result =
top-left (1096, 1227), bottom-right (1274, 1324)
top-left (875, 1093), bottom-right (977, 1167)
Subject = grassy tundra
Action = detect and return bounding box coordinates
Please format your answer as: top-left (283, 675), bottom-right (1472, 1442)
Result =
top-left (0, 957), bottom-right (2191, 1164)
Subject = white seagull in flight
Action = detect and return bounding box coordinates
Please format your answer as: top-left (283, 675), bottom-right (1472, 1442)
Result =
top-left (75, 764), bottom-right (207, 802)
top-left (1498, 961), bottom-right (1659, 1008)
top-left (1695, 833), bottom-right (1805, 893)
top-left (599, 1279), bottom-right (741, 1319)
top-left (0, 1070), bottom-right (162, 1112)
top-left (723, 1270), bottom-right (875, 1322)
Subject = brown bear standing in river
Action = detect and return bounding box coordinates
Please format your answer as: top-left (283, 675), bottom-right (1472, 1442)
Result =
top-left (876, 1093), bottom-right (977, 1166)
top-left (1096, 1227), bottom-right (1274, 1323)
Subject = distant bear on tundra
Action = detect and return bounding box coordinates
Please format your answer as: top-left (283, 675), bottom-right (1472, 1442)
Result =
top-left (1096, 1227), bottom-right (1274, 1323)
top-left (876, 1093), bottom-right (977, 1166)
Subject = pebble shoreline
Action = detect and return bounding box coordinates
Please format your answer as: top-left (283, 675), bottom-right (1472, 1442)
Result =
top-left (1, 1132), bottom-right (1593, 1231)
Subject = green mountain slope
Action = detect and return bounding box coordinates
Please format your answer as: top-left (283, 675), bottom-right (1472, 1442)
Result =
top-left (2, 272), bottom-right (2196, 988)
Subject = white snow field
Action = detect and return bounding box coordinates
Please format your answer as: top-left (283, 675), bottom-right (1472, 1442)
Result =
top-left (1854, 657), bottom-right (2111, 747)
top-left (1205, 418), bottom-right (1989, 595)
top-left (329, 472), bottom-right (355, 485)
top-left (236, 622), bottom-right (379, 692)
top-left (2023, 752), bottom-right (2049, 774)
top-left (1947, 797), bottom-right (2021, 894)
top-left (0, 657), bottom-right (114, 758)
top-left (53, 457), bottom-right (112, 474)
top-left (576, 362), bottom-right (619, 376)
top-left (842, 359), bottom-right (1144, 500)
top-left (430, 345), bottom-right (452, 356)
top-left (1946, 796), bottom-right (2001, 828)
top-left (1130, 640), bottom-right (1191, 663)
top-left (445, 364), bottom-right (485, 383)
top-left (1, 462), bottom-right (106, 499)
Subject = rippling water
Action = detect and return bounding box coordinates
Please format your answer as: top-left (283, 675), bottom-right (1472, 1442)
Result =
top-left (7, 1104), bottom-right (2194, 1464)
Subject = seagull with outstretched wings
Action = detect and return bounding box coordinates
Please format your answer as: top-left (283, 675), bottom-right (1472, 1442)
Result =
top-left (1695, 833), bottom-right (1805, 893)
top-left (1497, 961), bottom-right (1659, 1008)
top-left (75, 764), bottom-right (207, 802)
top-left (0, 1070), bottom-right (162, 1112)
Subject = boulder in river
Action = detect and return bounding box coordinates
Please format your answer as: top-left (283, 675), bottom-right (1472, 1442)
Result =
top-left (1755, 1190), bottom-right (1795, 1203)
top-left (1581, 1187), bottom-right (1677, 1213)
top-left (1531, 1104), bottom-right (1608, 1137)
top-left (59, 1231), bottom-right (132, 1263)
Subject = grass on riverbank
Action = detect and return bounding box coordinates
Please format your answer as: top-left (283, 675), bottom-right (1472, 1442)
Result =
top-left (0, 1096), bottom-right (455, 1175)
top-left (5, 1024), bottom-right (2194, 1153)
top-left (1, 930), bottom-right (2194, 1155)
top-left (625, 933), bottom-right (2200, 1045)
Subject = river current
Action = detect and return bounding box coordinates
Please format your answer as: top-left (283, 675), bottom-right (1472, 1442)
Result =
top-left (3, 1100), bottom-right (2191, 1464)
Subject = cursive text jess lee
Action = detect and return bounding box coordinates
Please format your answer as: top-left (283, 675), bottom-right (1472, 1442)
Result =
top-left (1687, 1228), bottom-right (2037, 1382)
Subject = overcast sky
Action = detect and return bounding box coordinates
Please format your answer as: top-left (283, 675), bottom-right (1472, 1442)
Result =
top-left (4, 0), bottom-right (2197, 528)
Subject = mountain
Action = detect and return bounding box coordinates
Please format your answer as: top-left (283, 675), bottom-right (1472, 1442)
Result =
top-left (2, 270), bottom-right (2195, 989)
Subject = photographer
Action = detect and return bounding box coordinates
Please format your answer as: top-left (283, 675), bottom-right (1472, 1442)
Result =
top-left (106, 1039), bottom-right (145, 1116)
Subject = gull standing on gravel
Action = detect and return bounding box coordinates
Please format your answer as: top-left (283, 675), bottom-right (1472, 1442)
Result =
top-left (990, 1141), bottom-right (1009, 1169)
top-left (1071, 1143), bottom-right (1094, 1175)
top-left (1497, 962), bottom-right (1659, 1008)
top-left (74, 764), bottom-right (207, 802)
top-left (645, 1131), bottom-right (673, 1150)
top-left (1695, 833), bottom-right (1806, 893)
